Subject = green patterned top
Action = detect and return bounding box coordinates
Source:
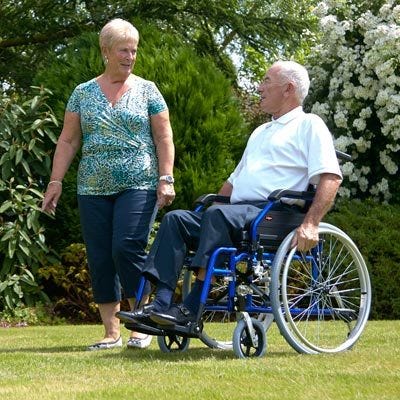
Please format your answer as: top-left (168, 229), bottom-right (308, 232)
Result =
top-left (66, 76), bottom-right (168, 195)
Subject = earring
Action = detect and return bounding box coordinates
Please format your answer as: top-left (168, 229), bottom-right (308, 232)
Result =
top-left (104, 56), bottom-right (108, 65)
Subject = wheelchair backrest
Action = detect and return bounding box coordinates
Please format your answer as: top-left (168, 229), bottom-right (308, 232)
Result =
top-left (256, 209), bottom-right (305, 250)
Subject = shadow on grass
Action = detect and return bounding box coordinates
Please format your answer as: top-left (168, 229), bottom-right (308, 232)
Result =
top-left (117, 349), bottom-right (298, 362)
top-left (0, 343), bottom-right (297, 360)
top-left (0, 345), bottom-right (92, 354)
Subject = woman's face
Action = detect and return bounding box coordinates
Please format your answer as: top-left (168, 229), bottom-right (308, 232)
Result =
top-left (104, 39), bottom-right (138, 77)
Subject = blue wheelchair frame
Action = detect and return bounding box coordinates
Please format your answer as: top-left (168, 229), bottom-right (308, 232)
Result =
top-left (196, 189), bottom-right (315, 322)
top-left (125, 151), bottom-right (371, 357)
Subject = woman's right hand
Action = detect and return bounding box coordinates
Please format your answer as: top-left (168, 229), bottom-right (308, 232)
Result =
top-left (41, 111), bottom-right (82, 215)
top-left (41, 182), bottom-right (63, 214)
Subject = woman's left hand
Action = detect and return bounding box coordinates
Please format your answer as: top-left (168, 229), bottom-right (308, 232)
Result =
top-left (157, 182), bottom-right (175, 209)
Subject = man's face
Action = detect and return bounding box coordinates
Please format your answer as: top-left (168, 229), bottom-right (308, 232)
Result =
top-left (258, 66), bottom-right (288, 116)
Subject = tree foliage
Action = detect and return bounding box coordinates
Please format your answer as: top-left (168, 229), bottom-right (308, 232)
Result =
top-left (0, 0), bottom-right (317, 91)
top-left (305, 0), bottom-right (400, 204)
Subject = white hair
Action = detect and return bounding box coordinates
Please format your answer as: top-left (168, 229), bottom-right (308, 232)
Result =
top-left (274, 60), bottom-right (310, 103)
top-left (99, 18), bottom-right (139, 51)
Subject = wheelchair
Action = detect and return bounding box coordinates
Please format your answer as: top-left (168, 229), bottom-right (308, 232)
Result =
top-left (126, 151), bottom-right (372, 358)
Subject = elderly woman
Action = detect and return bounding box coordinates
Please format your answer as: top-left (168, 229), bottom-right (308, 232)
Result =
top-left (42, 19), bottom-right (175, 350)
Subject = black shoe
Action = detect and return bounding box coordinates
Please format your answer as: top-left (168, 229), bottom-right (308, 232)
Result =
top-left (116, 304), bottom-right (156, 323)
top-left (150, 304), bottom-right (197, 326)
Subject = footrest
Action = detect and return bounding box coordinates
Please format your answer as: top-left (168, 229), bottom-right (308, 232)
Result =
top-left (124, 321), bottom-right (165, 336)
top-left (167, 321), bottom-right (203, 338)
top-left (124, 320), bottom-right (203, 338)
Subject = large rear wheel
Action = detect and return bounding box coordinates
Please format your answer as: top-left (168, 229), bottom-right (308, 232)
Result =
top-left (270, 223), bottom-right (371, 354)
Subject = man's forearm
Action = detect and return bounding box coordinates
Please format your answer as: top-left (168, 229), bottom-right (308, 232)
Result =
top-left (218, 181), bottom-right (233, 197)
top-left (303, 173), bottom-right (342, 226)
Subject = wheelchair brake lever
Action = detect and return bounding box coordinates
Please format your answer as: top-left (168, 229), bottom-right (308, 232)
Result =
top-left (252, 246), bottom-right (265, 277)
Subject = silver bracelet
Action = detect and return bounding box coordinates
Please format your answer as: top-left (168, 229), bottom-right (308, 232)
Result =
top-left (47, 180), bottom-right (63, 187)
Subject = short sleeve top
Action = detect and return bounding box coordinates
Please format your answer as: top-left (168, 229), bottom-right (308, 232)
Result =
top-left (66, 76), bottom-right (168, 195)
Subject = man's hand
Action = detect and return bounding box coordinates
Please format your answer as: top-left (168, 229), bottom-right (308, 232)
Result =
top-left (291, 222), bottom-right (319, 252)
top-left (290, 173), bottom-right (342, 251)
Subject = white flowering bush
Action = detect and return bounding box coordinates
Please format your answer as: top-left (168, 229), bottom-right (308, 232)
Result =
top-left (305, 0), bottom-right (400, 203)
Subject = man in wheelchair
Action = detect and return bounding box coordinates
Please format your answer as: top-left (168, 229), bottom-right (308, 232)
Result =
top-left (117, 60), bottom-right (343, 329)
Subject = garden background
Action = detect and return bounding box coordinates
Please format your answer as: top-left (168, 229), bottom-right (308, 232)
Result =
top-left (0, 0), bottom-right (399, 325)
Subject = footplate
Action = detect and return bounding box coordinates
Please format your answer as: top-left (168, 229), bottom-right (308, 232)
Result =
top-left (124, 320), bottom-right (203, 339)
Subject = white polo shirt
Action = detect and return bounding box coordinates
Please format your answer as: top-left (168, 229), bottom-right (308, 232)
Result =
top-left (228, 107), bottom-right (342, 204)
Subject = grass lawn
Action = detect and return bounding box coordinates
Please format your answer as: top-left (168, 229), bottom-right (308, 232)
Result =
top-left (0, 320), bottom-right (399, 400)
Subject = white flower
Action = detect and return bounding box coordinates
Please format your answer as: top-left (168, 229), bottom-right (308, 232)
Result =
top-left (320, 15), bottom-right (338, 30)
top-left (306, 1), bottom-right (399, 202)
top-left (358, 176), bottom-right (369, 192)
top-left (375, 89), bottom-right (390, 107)
top-left (341, 161), bottom-right (354, 176)
top-left (380, 3), bottom-right (394, 19)
top-left (353, 137), bottom-right (371, 152)
top-left (311, 102), bottom-right (330, 122)
top-left (334, 135), bottom-right (353, 150)
top-left (375, 59), bottom-right (395, 80)
top-left (313, 2), bottom-right (329, 17)
top-left (352, 118), bottom-right (367, 132)
top-left (333, 110), bottom-right (348, 128)
top-left (370, 178), bottom-right (391, 201)
top-left (380, 151), bottom-right (398, 174)
top-left (338, 186), bottom-right (351, 198)
top-left (359, 107), bottom-right (372, 119)
top-left (393, 5), bottom-right (400, 22)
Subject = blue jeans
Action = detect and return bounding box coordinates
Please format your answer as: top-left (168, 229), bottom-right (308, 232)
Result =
top-left (78, 189), bottom-right (157, 303)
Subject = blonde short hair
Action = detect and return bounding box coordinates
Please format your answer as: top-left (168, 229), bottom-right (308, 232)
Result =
top-left (99, 18), bottom-right (139, 51)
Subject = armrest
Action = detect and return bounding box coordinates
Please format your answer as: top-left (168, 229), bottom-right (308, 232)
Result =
top-left (193, 193), bottom-right (231, 208)
top-left (335, 150), bottom-right (352, 161)
top-left (268, 189), bottom-right (316, 202)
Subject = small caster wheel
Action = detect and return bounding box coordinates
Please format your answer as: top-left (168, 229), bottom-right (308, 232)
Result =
top-left (157, 334), bottom-right (190, 353)
top-left (233, 318), bottom-right (267, 358)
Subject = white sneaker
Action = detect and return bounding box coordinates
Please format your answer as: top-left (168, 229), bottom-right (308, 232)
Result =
top-left (87, 336), bottom-right (123, 351)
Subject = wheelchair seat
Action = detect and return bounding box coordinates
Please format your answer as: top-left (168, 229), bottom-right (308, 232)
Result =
top-left (253, 208), bottom-right (306, 250)
top-left (194, 190), bottom-right (311, 252)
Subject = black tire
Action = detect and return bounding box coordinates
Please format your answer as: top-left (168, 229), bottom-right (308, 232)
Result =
top-left (157, 334), bottom-right (190, 353)
top-left (232, 318), bottom-right (267, 358)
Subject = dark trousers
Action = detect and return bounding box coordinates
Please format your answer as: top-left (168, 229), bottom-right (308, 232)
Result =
top-left (143, 202), bottom-right (270, 291)
top-left (78, 189), bottom-right (157, 303)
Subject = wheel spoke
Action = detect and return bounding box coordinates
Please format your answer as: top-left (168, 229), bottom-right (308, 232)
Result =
top-left (271, 223), bottom-right (371, 354)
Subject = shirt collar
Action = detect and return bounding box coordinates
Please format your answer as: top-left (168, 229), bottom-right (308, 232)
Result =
top-left (271, 106), bottom-right (304, 125)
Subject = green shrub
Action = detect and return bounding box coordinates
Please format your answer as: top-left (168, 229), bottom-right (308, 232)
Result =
top-left (0, 87), bottom-right (58, 312)
top-left (0, 302), bottom-right (63, 327)
top-left (38, 243), bottom-right (99, 323)
top-left (325, 199), bottom-right (400, 319)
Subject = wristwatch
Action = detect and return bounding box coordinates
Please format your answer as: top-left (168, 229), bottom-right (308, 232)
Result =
top-left (159, 175), bottom-right (174, 184)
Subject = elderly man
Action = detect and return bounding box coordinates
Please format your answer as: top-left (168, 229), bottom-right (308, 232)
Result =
top-left (117, 60), bottom-right (342, 327)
